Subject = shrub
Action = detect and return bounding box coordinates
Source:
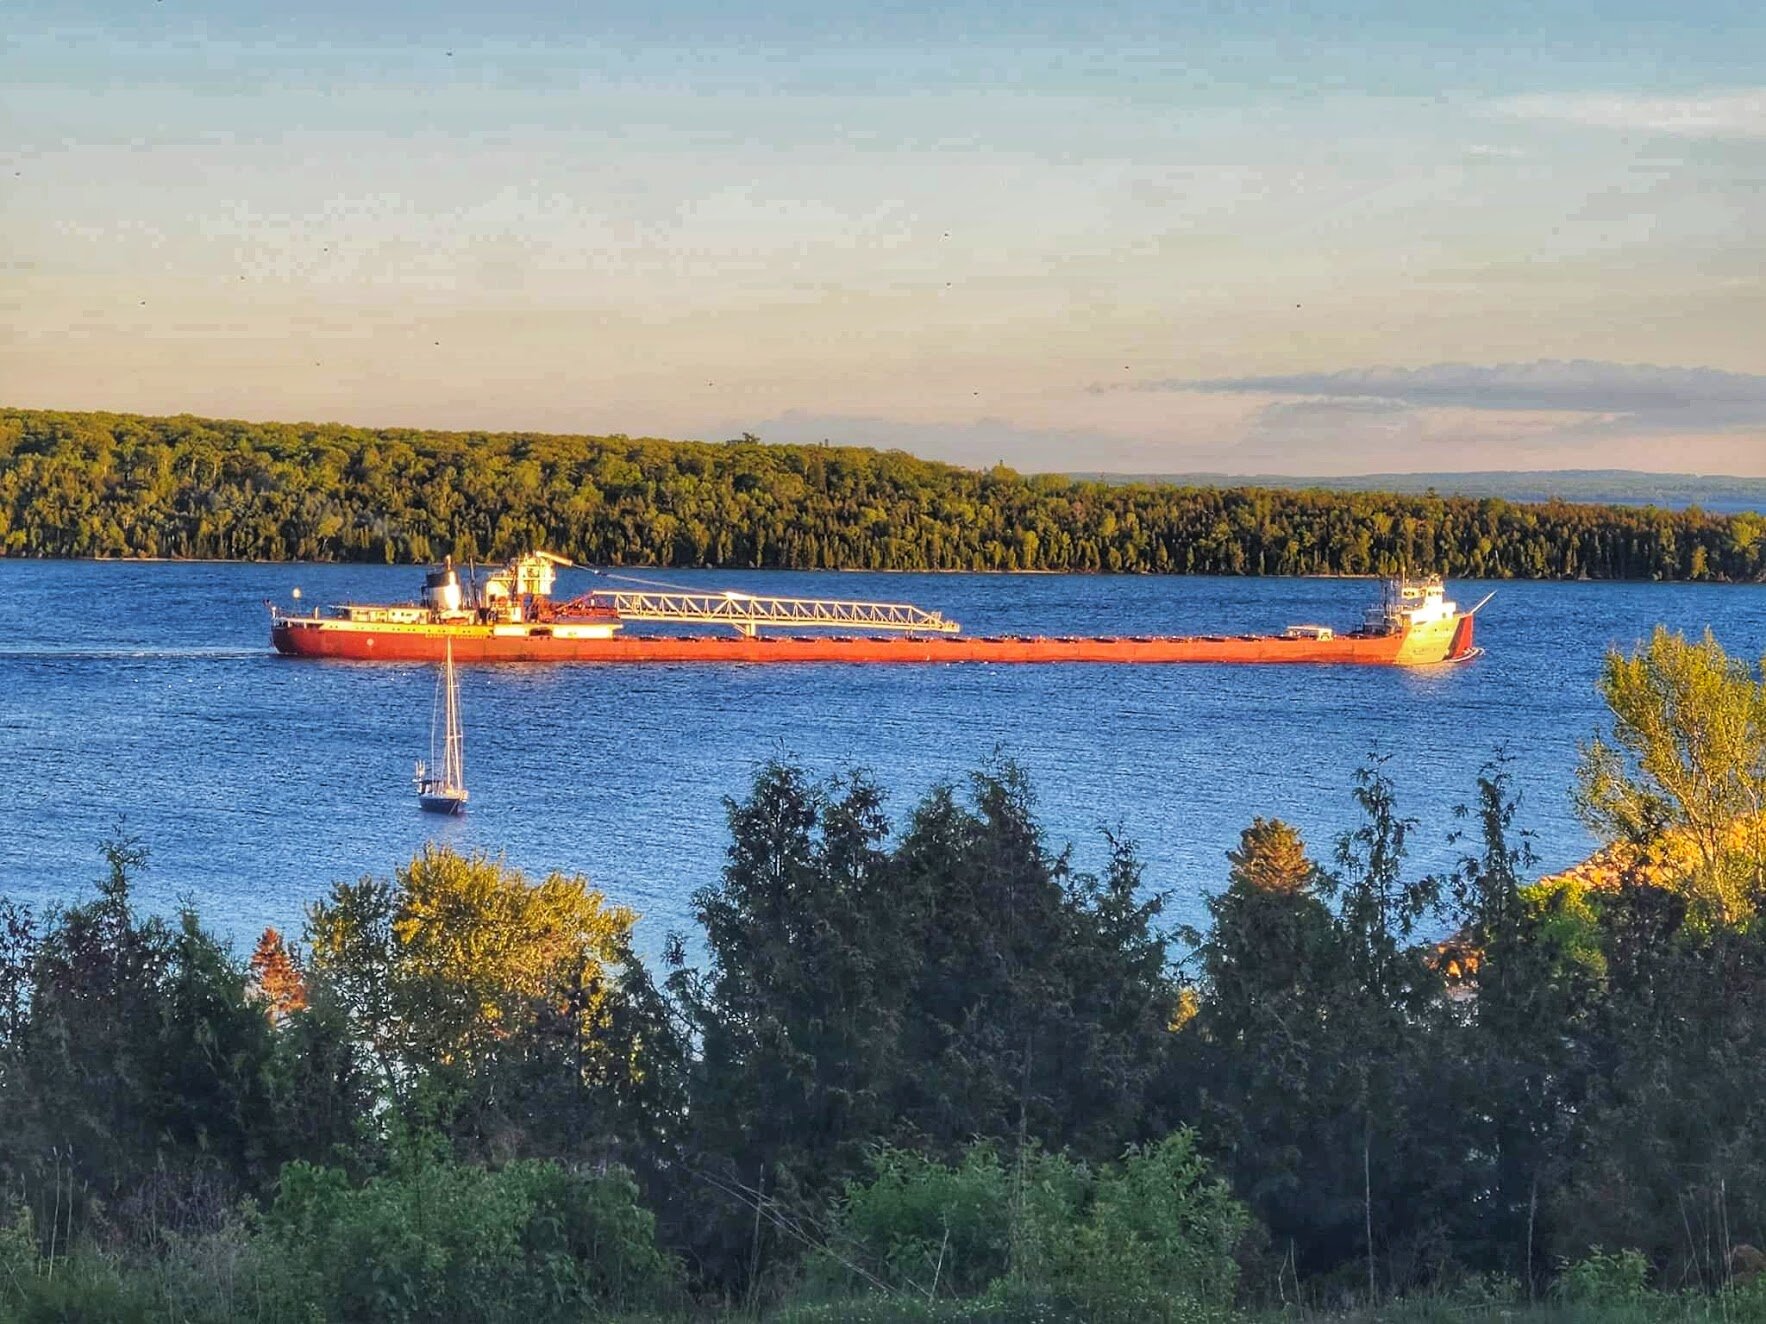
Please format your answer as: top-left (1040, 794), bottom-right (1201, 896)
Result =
top-left (818, 1143), bottom-right (1088, 1298)
top-left (0, 1203), bottom-right (169, 1323)
top-left (1034, 1131), bottom-right (1249, 1313)
top-left (1552, 1247), bottom-right (1651, 1305)
top-left (256, 1143), bottom-right (680, 1322)
top-left (821, 1131), bottom-right (1248, 1320)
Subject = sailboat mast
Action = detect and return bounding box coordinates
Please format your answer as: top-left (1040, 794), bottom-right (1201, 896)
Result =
top-left (429, 655), bottom-right (444, 775)
top-left (443, 638), bottom-right (464, 787)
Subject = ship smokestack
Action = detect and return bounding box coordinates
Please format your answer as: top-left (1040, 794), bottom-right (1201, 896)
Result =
top-left (423, 562), bottom-right (464, 613)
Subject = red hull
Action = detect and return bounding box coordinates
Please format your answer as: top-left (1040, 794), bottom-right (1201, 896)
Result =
top-left (272, 619), bottom-right (1477, 666)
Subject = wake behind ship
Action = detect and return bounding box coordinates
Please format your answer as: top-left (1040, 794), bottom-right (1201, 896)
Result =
top-left (268, 553), bottom-right (1489, 666)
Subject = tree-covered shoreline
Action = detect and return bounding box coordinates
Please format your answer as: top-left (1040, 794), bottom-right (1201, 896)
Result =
top-left (4, 407), bottom-right (1763, 580)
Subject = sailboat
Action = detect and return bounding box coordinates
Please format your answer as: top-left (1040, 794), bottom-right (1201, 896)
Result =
top-left (414, 638), bottom-right (469, 814)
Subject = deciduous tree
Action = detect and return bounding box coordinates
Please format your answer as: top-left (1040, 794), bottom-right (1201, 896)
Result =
top-left (1577, 627), bottom-right (1766, 922)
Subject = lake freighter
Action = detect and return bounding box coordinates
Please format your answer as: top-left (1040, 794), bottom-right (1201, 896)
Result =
top-left (268, 553), bottom-right (1489, 666)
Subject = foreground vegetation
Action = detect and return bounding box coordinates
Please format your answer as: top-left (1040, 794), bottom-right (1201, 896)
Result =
top-left (2, 625), bottom-right (1765, 1321)
top-left (4, 407), bottom-right (1765, 578)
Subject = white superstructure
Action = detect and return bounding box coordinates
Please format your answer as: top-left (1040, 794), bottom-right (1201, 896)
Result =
top-left (1364, 576), bottom-right (1459, 635)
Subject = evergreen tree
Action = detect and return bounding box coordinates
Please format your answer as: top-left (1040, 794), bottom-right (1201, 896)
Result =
top-left (0, 837), bottom-right (287, 1239)
top-left (1186, 817), bottom-right (1363, 1279)
top-left (672, 761), bottom-right (1180, 1293)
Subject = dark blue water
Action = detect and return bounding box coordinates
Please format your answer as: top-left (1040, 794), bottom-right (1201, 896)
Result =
top-left (2, 562), bottom-right (1761, 959)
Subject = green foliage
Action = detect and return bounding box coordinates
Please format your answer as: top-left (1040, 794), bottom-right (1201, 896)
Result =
top-left (822, 1133), bottom-right (1246, 1320)
top-left (304, 846), bottom-right (685, 1166)
top-left (1520, 633), bottom-right (1766, 1290)
top-left (0, 1148), bottom-right (680, 1324)
top-left (256, 1146), bottom-right (680, 1322)
top-left (3, 406), bottom-right (1762, 579)
top-left (1417, 763), bottom-right (1599, 1289)
top-left (1576, 627), bottom-right (1766, 923)
top-left (0, 1198), bottom-right (261, 1323)
top-left (1184, 818), bottom-right (1357, 1267)
top-left (670, 765), bottom-right (904, 1205)
top-left (671, 761), bottom-right (1180, 1294)
top-left (0, 1204), bottom-right (35, 1299)
top-left (1551, 1248), bottom-right (1651, 1305)
top-left (307, 846), bottom-right (642, 1077)
top-left (1546, 912), bottom-right (1766, 1289)
top-left (816, 1144), bottom-right (1086, 1299)
top-left (886, 767), bottom-right (1177, 1159)
top-left (1515, 874), bottom-right (1607, 985)
top-left (0, 1251), bottom-right (164, 1324)
top-left (0, 836), bottom-right (294, 1243)
top-left (0, 838), bottom-right (683, 1317)
top-left (772, 1293), bottom-right (1089, 1323)
top-left (1186, 772), bottom-right (1460, 1292)
top-left (1031, 1132), bottom-right (1250, 1315)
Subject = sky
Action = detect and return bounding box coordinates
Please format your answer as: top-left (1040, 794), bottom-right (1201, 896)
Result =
top-left (4, 0), bottom-right (1765, 475)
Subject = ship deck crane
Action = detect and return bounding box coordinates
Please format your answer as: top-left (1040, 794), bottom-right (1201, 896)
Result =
top-left (554, 588), bottom-right (961, 638)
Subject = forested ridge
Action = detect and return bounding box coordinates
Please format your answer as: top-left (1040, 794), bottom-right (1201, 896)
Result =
top-left (5, 406), bottom-right (1764, 580)
top-left (4, 627), bottom-right (1766, 1321)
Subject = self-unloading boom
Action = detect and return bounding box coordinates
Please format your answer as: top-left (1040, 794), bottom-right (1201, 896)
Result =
top-left (550, 588), bottom-right (958, 637)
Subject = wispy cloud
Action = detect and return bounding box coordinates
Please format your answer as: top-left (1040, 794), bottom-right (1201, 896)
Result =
top-left (1125, 360), bottom-right (1766, 423)
top-left (1493, 89), bottom-right (1766, 138)
top-left (1108, 361), bottom-right (1766, 458)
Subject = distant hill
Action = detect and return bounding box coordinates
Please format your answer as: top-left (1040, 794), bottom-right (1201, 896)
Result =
top-left (3, 408), bottom-right (1764, 580)
top-left (1077, 470), bottom-right (1766, 515)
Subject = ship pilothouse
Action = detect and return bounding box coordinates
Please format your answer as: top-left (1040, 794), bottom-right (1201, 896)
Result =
top-left (1365, 576), bottom-right (1461, 636)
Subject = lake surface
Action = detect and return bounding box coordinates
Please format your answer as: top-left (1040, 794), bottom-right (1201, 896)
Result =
top-left (2, 561), bottom-right (1762, 960)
